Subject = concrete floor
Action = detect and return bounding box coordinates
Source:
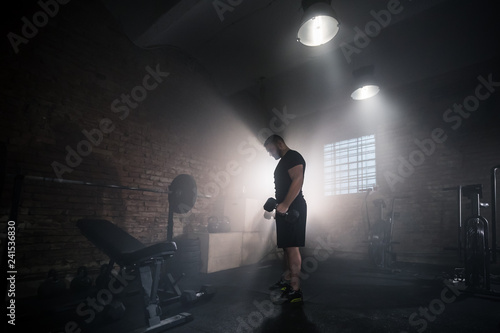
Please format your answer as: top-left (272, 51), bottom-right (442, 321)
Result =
top-left (17, 255), bottom-right (500, 333)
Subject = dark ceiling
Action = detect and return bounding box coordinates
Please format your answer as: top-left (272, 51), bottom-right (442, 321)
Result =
top-left (101, 0), bottom-right (500, 116)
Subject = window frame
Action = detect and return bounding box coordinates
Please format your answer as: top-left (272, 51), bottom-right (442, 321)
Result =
top-left (324, 134), bottom-right (376, 196)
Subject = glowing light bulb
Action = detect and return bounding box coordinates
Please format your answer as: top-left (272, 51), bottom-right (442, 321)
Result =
top-left (351, 85), bottom-right (380, 100)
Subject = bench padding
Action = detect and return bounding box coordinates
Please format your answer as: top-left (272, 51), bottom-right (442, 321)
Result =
top-left (77, 219), bottom-right (177, 266)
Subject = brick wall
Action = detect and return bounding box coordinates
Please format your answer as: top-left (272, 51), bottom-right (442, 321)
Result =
top-left (0, 0), bottom-right (253, 291)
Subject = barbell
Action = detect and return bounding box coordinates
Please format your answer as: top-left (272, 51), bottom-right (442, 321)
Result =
top-left (7, 173), bottom-right (199, 214)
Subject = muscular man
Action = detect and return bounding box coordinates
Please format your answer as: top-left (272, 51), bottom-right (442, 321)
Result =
top-left (264, 134), bottom-right (307, 304)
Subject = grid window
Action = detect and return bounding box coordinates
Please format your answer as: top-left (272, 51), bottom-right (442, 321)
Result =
top-left (324, 135), bottom-right (376, 195)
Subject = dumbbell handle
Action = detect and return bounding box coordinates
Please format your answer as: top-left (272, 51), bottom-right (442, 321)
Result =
top-left (263, 198), bottom-right (299, 222)
top-left (263, 210), bottom-right (297, 221)
top-left (278, 209), bottom-right (297, 217)
top-left (264, 209), bottom-right (296, 217)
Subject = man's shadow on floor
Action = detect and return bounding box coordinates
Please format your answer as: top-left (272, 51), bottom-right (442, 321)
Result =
top-left (259, 303), bottom-right (320, 333)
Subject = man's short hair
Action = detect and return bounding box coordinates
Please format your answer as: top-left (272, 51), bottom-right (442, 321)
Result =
top-left (264, 134), bottom-right (285, 146)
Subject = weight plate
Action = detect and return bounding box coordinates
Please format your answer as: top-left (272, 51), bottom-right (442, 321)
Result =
top-left (169, 174), bottom-right (197, 214)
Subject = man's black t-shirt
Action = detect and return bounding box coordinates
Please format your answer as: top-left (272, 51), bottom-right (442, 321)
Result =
top-left (274, 150), bottom-right (306, 204)
top-left (273, 149), bottom-right (307, 248)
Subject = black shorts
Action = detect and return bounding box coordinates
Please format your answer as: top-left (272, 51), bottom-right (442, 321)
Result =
top-left (276, 198), bottom-right (307, 248)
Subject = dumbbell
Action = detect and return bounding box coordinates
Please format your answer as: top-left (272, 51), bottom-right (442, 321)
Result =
top-left (37, 269), bottom-right (66, 299)
top-left (181, 284), bottom-right (216, 305)
top-left (70, 266), bottom-right (93, 293)
top-left (263, 197), bottom-right (299, 223)
top-left (95, 263), bottom-right (112, 290)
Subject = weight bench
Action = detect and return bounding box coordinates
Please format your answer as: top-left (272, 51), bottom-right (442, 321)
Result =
top-left (77, 219), bottom-right (192, 332)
